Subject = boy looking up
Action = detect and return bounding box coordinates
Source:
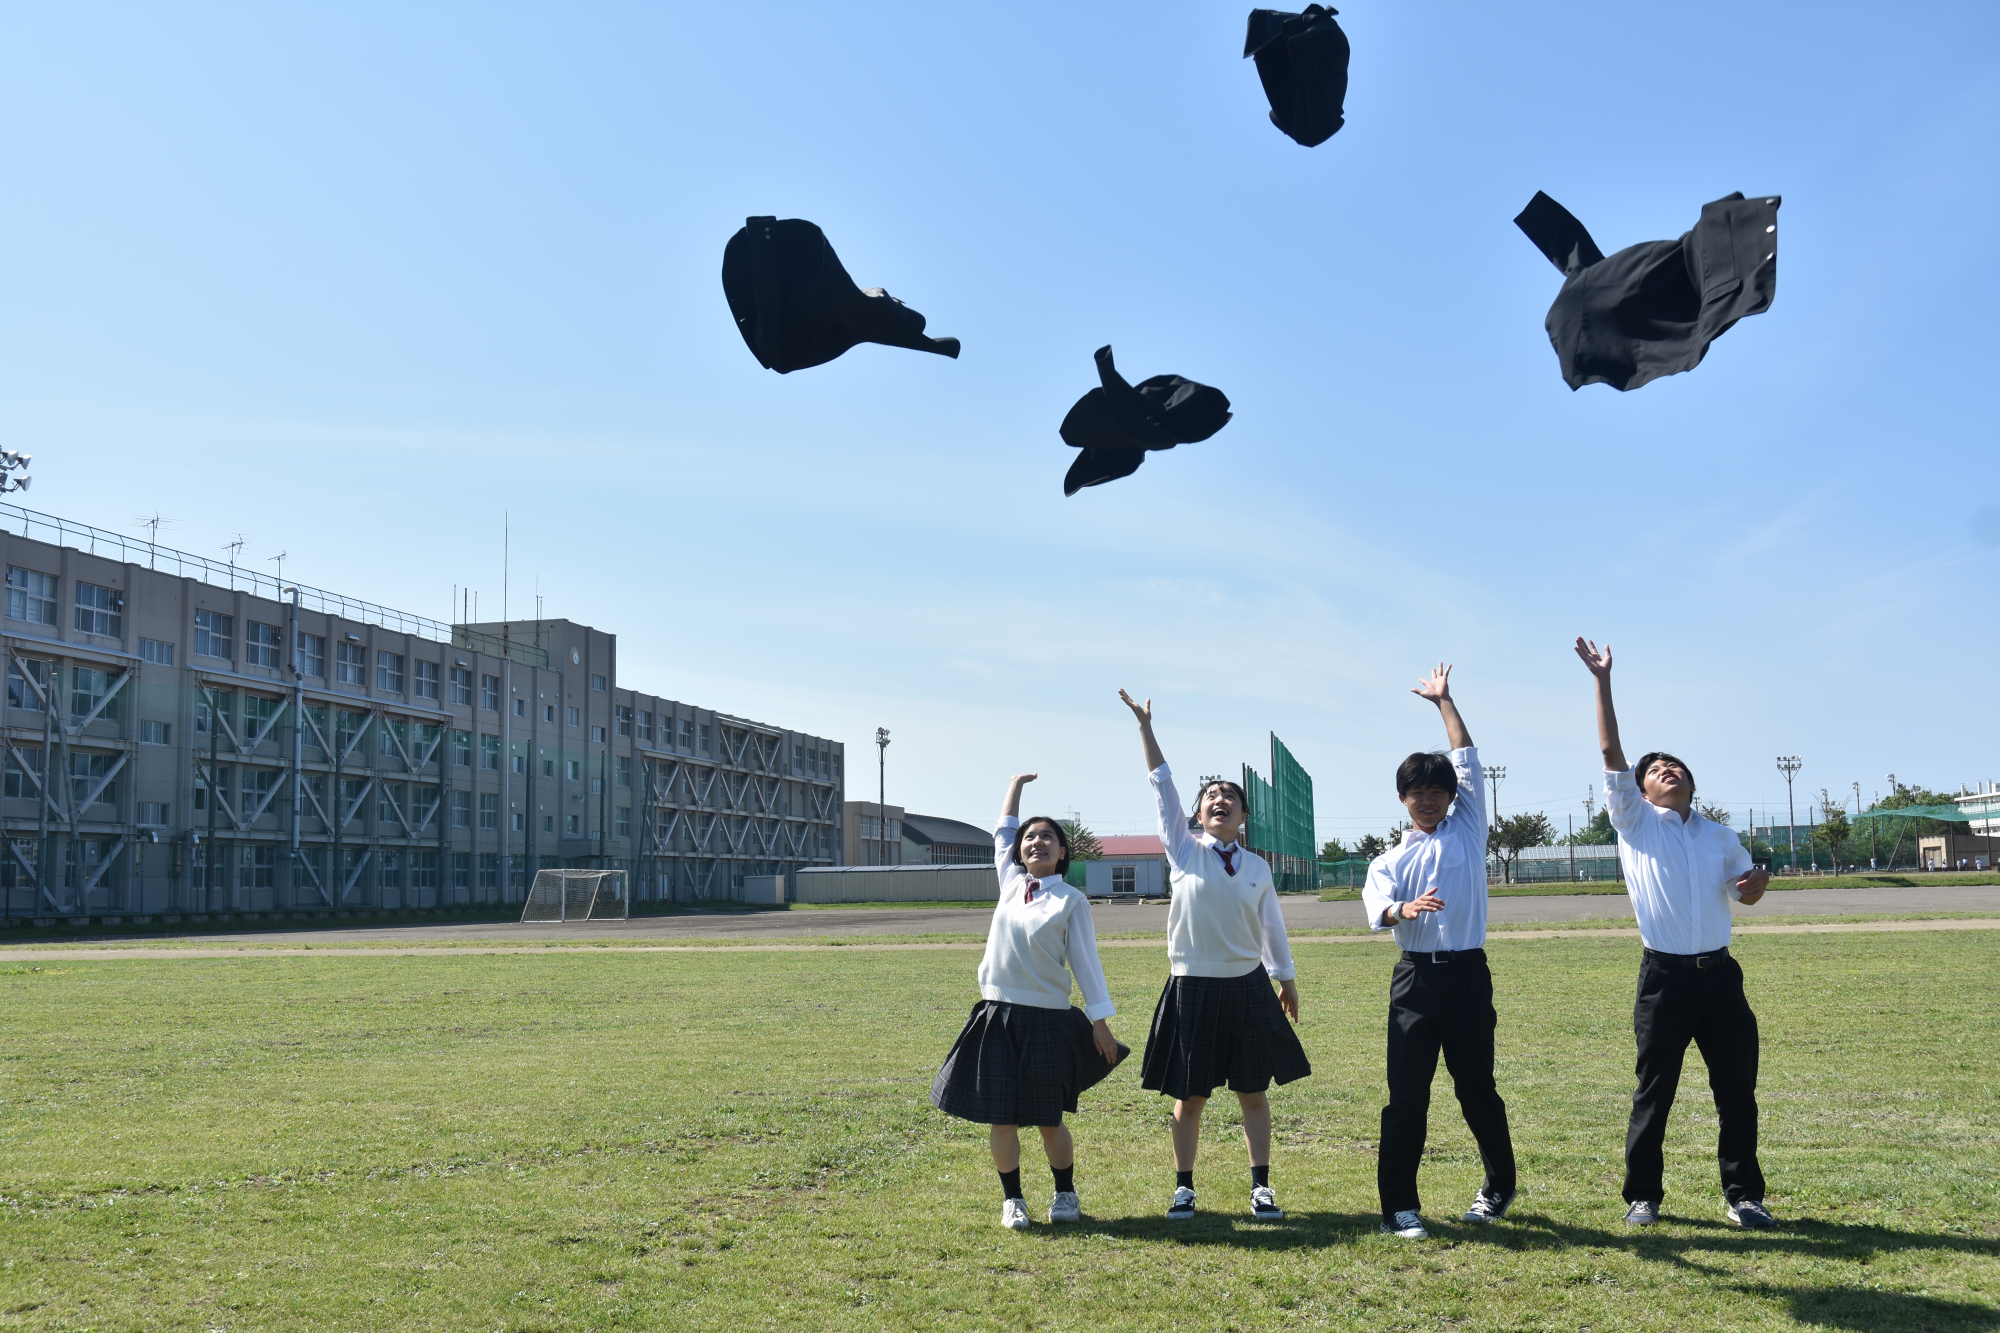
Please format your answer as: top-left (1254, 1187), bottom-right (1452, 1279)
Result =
top-left (1573, 637), bottom-right (1775, 1229)
top-left (1361, 664), bottom-right (1517, 1240)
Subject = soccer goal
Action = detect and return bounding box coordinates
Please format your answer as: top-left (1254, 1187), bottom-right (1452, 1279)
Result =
top-left (519, 869), bottom-right (629, 923)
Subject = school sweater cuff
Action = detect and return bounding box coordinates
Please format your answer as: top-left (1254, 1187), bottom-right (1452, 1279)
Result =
top-left (1081, 998), bottom-right (1116, 1022)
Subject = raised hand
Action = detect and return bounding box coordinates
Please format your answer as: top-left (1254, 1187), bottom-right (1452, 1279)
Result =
top-left (1117, 688), bottom-right (1151, 725)
top-left (1013, 773), bottom-right (1038, 787)
top-left (1411, 662), bottom-right (1453, 705)
top-left (1120, 689), bottom-right (1166, 771)
top-left (1574, 637), bottom-right (1613, 677)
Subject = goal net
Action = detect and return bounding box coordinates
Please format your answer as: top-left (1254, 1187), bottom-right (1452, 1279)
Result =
top-left (519, 869), bottom-right (629, 923)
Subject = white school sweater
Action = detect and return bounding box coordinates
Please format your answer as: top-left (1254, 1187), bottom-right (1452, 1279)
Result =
top-left (978, 816), bottom-right (1116, 1020)
top-left (1150, 765), bottom-right (1296, 980)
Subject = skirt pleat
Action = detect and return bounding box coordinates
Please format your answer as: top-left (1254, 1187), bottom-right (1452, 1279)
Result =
top-left (930, 1000), bottom-right (1130, 1127)
top-left (1139, 965), bottom-right (1311, 1100)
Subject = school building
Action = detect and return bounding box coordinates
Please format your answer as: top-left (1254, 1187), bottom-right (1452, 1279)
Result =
top-left (0, 504), bottom-right (845, 922)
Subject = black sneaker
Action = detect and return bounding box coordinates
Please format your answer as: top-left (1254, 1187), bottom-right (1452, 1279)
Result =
top-left (1166, 1185), bottom-right (1197, 1220)
top-left (1624, 1200), bottom-right (1659, 1227)
top-left (1461, 1187), bottom-right (1517, 1223)
top-left (1726, 1199), bottom-right (1775, 1229)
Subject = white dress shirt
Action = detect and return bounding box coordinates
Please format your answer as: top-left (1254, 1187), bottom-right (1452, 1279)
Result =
top-left (1605, 767), bottom-right (1754, 955)
top-left (1362, 746), bottom-right (1490, 952)
top-left (1151, 765), bottom-right (1296, 980)
top-left (979, 816), bottom-right (1116, 1020)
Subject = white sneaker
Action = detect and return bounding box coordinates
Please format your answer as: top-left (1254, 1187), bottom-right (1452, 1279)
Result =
top-left (1462, 1187), bottom-right (1517, 1224)
top-left (1000, 1197), bottom-right (1030, 1230)
top-left (1166, 1185), bottom-right (1197, 1220)
top-left (1380, 1209), bottom-right (1429, 1239)
top-left (1049, 1190), bottom-right (1081, 1223)
top-left (1250, 1184), bottom-right (1284, 1220)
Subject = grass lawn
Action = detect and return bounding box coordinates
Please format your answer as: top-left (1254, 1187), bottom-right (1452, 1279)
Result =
top-left (1320, 871), bottom-right (2000, 902)
top-left (3, 933), bottom-right (1996, 1331)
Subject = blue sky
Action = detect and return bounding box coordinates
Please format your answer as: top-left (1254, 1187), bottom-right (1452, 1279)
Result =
top-left (2, 2), bottom-right (1996, 843)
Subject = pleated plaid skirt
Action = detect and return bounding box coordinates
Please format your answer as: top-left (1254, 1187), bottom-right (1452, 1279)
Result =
top-left (931, 1000), bottom-right (1130, 1127)
top-left (1140, 965), bottom-right (1312, 1100)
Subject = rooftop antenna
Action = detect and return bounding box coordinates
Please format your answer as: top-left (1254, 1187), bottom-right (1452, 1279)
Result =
top-left (269, 550), bottom-right (287, 587)
top-left (223, 534), bottom-right (246, 589)
top-left (134, 513), bottom-right (175, 569)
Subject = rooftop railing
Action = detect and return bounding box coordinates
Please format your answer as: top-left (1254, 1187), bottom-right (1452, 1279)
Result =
top-left (0, 502), bottom-right (547, 668)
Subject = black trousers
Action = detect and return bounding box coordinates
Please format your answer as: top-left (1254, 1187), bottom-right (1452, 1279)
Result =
top-left (1378, 952), bottom-right (1516, 1218)
top-left (1624, 950), bottom-right (1765, 1206)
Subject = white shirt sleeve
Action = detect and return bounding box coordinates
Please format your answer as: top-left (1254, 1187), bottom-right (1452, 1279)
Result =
top-left (1063, 897), bottom-right (1117, 1021)
top-left (1150, 764), bottom-right (1199, 871)
top-left (1722, 827), bottom-right (1754, 897)
top-left (994, 816), bottom-right (1025, 895)
top-left (1453, 747), bottom-right (1487, 844)
top-left (1255, 879), bottom-right (1296, 980)
top-left (1605, 768), bottom-right (1646, 840)
top-left (1361, 854), bottom-right (1399, 931)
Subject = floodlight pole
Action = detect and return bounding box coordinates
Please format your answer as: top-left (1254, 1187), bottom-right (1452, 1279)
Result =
top-left (1777, 756), bottom-right (1803, 873)
top-left (1485, 765), bottom-right (1506, 818)
top-left (875, 728), bottom-right (890, 866)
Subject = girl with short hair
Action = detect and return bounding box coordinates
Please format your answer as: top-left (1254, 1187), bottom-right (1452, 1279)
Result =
top-left (1119, 689), bottom-right (1310, 1222)
top-left (930, 773), bottom-right (1127, 1230)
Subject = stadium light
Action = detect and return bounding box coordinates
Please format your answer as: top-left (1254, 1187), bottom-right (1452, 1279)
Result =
top-left (875, 727), bottom-right (891, 866)
top-left (1776, 756), bottom-right (1803, 872)
top-left (1485, 765), bottom-right (1505, 816)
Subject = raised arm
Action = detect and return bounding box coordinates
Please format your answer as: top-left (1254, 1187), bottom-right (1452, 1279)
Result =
top-left (1000, 772), bottom-right (1036, 820)
top-left (1118, 689), bottom-right (1166, 771)
top-left (1573, 637), bottom-right (1627, 772)
top-left (1411, 662), bottom-right (1472, 750)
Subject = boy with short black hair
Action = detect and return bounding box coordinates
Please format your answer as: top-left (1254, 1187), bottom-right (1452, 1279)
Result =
top-left (1361, 664), bottom-right (1518, 1240)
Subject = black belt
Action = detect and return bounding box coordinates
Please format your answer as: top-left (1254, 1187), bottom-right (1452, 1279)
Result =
top-left (1644, 947), bottom-right (1731, 970)
top-left (1401, 948), bottom-right (1486, 964)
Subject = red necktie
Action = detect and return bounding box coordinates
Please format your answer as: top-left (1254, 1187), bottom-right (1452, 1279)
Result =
top-left (1025, 878), bottom-right (1041, 901)
top-left (1217, 845), bottom-right (1238, 876)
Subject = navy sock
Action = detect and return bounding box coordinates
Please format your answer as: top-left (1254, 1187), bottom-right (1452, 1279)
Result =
top-left (1252, 1165), bottom-right (1270, 1188)
top-left (999, 1168), bottom-right (1022, 1201)
top-left (1052, 1165), bottom-right (1075, 1193)
top-left (1176, 1170), bottom-right (1194, 1190)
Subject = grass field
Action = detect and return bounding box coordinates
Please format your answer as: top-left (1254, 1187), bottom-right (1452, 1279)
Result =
top-left (4, 932), bottom-right (1996, 1331)
top-left (1321, 871), bottom-right (2000, 902)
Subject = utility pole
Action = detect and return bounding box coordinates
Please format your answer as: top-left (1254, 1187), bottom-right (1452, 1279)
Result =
top-left (1777, 756), bottom-right (1803, 874)
top-left (875, 727), bottom-right (891, 866)
top-left (1485, 765), bottom-right (1506, 818)
top-left (1583, 786), bottom-right (1594, 823)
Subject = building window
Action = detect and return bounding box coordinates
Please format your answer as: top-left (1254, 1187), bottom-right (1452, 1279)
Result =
top-left (194, 609), bottom-right (234, 659)
top-left (1112, 865), bottom-right (1136, 893)
top-left (481, 734), bottom-right (500, 771)
top-left (512, 812), bottom-right (526, 832)
top-left (452, 730), bottom-right (472, 767)
top-left (379, 783), bottom-right (405, 824)
top-left (543, 758), bottom-right (555, 778)
top-left (196, 690), bottom-right (233, 734)
top-left (140, 719), bottom-right (171, 746)
top-left (615, 806), bottom-right (631, 838)
top-left (4, 745), bottom-right (44, 798)
top-left (453, 852), bottom-right (472, 891)
top-left (449, 667), bottom-right (473, 706)
top-left (70, 667), bottom-right (120, 722)
top-left (616, 705), bottom-right (632, 737)
top-left (68, 752), bottom-right (120, 808)
top-left (542, 815), bottom-right (555, 834)
top-left (74, 582), bottom-right (122, 638)
top-left (565, 814), bottom-right (581, 836)
top-left (591, 725), bottom-right (605, 743)
top-left (451, 790), bottom-right (471, 828)
top-left (139, 638), bottom-right (175, 666)
top-left (377, 652), bottom-right (405, 693)
top-left (336, 641), bottom-right (366, 685)
top-left (481, 674), bottom-right (500, 710)
top-left (637, 710), bottom-right (653, 742)
top-left (699, 723), bottom-right (710, 753)
top-left (414, 660), bottom-right (439, 700)
top-left (379, 719), bottom-right (404, 757)
top-left (138, 800), bottom-right (170, 826)
top-left (5, 568), bottom-right (57, 625)
top-left (479, 792), bottom-right (498, 830)
top-left (543, 704), bottom-right (555, 723)
top-left (241, 694), bottom-right (278, 736)
top-left (478, 853), bottom-right (499, 891)
top-left (379, 851), bottom-right (403, 892)
top-left (242, 845), bottom-right (276, 890)
top-left (615, 755), bottom-right (631, 788)
top-left (513, 698), bottom-right (526, 717)
top-left (590, 776), bottom-right (603, 796)
top-left (591, 674), bottom-right (606, 692)
top-left (296, 632), bottom-right (325, 677)
top-left (793, 743), bottom-right (803, 773)
top-left (567, 706), bottom-right (580, 728)
top-left (512, 754), bottom-right (526, 775)
top-left (7, 658), bottom-right (49, 710)
top-left (240, 621), bottom-right (279, 668)
top-left (565, 759), bottom-right (581, 781)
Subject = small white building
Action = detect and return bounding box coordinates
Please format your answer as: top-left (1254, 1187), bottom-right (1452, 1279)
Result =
top-left (1082, 835), bottom-right (1170, 898)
